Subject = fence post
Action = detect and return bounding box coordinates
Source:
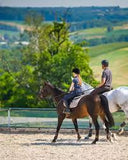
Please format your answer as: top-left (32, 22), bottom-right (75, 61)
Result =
top-left (8, 108), bottom-right (11, 129)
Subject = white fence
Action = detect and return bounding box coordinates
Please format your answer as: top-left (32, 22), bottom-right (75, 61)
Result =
top-left (0, 108), bottom-right (57, 128)
top-left (0, 108), bottom-right (126, 130)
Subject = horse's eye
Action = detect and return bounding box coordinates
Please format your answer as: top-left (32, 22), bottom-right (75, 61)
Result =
top-left (43, 88), bottom-right (47, 93)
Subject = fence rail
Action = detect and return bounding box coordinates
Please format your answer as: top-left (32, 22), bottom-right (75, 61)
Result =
top-left (0, 107), bottom-right (57, 128)
top-left (0, 108), bottom-right (127, 130)
top-left (0, 107), bottom-right (56, 111)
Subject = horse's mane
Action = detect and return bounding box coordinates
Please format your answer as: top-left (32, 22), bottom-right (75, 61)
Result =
top-left (47, 82), bottom-right (65, 94)
top-left (54, 87), bottom-right (66, 94)
top-left (47, 81), bottom-right (93, 95)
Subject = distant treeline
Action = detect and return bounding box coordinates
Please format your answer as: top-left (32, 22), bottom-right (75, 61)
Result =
top-left (0, 6), bottom-right (128, 31)
top-left (0, 24), bottom-right (19, 32)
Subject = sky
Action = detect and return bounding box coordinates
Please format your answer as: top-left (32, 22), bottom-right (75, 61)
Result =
top-left (0, 0), bottom-right (128, 8)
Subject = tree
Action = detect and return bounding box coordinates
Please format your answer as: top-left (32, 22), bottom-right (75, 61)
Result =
top-left (49, 41), bottom-right (95, 89)
top-left (0, 13), bottom-right (97, 108)
top-left (107, 26), bottom-right (113, 32)
top-left (23, 16), bottom-right (97, 90)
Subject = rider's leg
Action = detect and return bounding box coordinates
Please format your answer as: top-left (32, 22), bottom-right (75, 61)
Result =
top-left (90, 86), bottom-right (110, 95)
top-left (63, 91), bottom-right (76, 113)
top-left (63, 99), bottom-right (70, 112)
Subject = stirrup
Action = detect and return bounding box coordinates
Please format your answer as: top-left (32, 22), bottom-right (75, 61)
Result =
top-left (63, 108), bottom-right (70, 114)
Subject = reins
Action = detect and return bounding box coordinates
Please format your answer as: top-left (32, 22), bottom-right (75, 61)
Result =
top-left (54, 92), bottom-right (66, 99)
top-left (82, 87), bottom-right (94, 93)
top-left (41, 83), bottom-right (94, 108)
top-left (54, 87), bottom-right (94, 98)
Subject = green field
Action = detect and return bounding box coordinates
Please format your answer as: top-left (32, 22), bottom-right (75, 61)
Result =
top-left (70, 23), bottom-right (128, 87)
top-left (70, 27), bottom-right (106, 41)
top-left (0, 30), bottom-right (20, 36)
top-left (88, 42), bottom-right (128, 87)
top-left (70, 23), bottom-right (128, 45)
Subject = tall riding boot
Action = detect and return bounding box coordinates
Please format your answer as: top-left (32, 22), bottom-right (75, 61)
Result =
top-left (63, 100), bottom-right (70, 114)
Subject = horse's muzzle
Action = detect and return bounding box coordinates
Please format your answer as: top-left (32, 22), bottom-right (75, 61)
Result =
top-left (38, 92), bottom-right (44, 99)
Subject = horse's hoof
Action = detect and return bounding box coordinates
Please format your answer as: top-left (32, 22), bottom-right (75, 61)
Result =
top-left (111, 133), bottom-right (118, 141)
top-left (117, 128), bottom-right (124, 135)
top-left (88, 133), bottom-right (92, 137)
top-left (91, 138), bottom-right (98, 144)
top-left (52, 139), bottom-right (56, 143)
top-left (107, 138), bottom-right (112, 143)
top-left (91, 140), bottom-right (96, 144)
top-left (77, 137), bottom-right (81, 141)
top-left (84, 136), bottom-right (89, 140)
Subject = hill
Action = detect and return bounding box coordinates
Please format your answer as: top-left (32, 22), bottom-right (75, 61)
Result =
top-left (88, 42), bottom-right (128, 87)
top-left (70, 24), bottom-right (128, 46)
top-left (0, 6), bottom-right (128, 31)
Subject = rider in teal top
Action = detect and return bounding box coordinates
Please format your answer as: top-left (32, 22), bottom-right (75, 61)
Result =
top-left (63, 68), bottom-right (83, 114)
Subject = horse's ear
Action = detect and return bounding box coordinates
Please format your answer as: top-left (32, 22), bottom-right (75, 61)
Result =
top-left (44, 80), bottom-right (52, 86)
top-left (45, 80), bottom-right (50, 84)
top-left (48, 81), bottom-right (51, 84)
top-left (44, 81), bottom-right (50, 85)
top-left (43, 81), bottom-right (48, 85)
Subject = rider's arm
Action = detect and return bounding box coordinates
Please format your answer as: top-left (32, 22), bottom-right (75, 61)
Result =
top-left (98, 70), bottom-right (106, 87)
top-left (69, 82), bottom-right (74, 92)
top-left (98, 77), bottom-right (106, 87)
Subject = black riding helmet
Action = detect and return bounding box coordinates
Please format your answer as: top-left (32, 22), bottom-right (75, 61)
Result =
top-left (101, 60), bottom-right (109, 67)
top-left (72, 68), bottom-right (80, 74)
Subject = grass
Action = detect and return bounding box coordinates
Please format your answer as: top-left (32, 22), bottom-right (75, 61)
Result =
top-left (0, 20), bottom-right (24, 24)
top-left (70, 27), bottom-right (106, 42)
top-left (70, 23), bottom-right (128, 43)
top-left (114, 23), bottom-right (128, 30)
top-left (0, 30), bottom-right (20, 36)
top-left (88, 42), bottom-right (128, 57)
top-left (89, 42), bottom-right (128, 87)
top-left (70, 27), bottom-right (107, 36)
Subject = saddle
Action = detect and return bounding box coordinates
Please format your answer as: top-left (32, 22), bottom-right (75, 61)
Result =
top-left (68, 82), bottom-right (94, 109)
top-left (69, 88), bottom-right (113, 109)
top-left (69, 94), bottom-right (85, 108)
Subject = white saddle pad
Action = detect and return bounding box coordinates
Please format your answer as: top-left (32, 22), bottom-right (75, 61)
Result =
top-left (70, 94), bottom-right (85, 108)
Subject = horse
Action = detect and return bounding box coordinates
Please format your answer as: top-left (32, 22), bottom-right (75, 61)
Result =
top-left (82, 85), bottom-right (128, 139)
top-left (39, 81), bottom-right (114, 144)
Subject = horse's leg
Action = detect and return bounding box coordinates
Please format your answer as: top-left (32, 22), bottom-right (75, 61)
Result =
top-left (104, 119), bottom-right (111, 142)
top-left (100, 115), bottom-right (112, 142)
top-left (72, 118), bottom-right (81, 141)
top-left (102, 122), bottom-right (116, 141)
top-left (118, 122), bottom-right (126, 135)
top-left (91, 116), bottom-right (100, 144)
top-left (118, 105), bottom-right (128, 135)
top-left (52, 114), bottom-right (65, 142)
top-left (118, 117), bottom-right (128, 135)
top-left (85, 116), bottom-right (93, 139)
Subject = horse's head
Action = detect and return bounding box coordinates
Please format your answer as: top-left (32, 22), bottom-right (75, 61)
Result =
top-left (39, 81), bottom-right (53, 99)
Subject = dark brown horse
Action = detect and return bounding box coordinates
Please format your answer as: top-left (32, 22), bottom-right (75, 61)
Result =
top-left (39, 82), bottom-right (114, 144)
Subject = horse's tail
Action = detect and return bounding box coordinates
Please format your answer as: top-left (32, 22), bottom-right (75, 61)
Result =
top-left (100, 95), bottom-right (114, 127)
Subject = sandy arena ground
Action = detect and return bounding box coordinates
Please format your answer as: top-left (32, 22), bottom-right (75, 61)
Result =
top-left (0, 129), bottom-right (128, 160)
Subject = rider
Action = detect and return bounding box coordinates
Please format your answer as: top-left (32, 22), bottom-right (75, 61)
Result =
top-left (91, 60), bottom-right (112, 95)
top-left (63, 68), bottom-right (83, 114)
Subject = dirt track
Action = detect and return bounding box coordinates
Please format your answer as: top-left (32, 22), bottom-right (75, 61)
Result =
top-left (0, 129), bottom-right (128, 160)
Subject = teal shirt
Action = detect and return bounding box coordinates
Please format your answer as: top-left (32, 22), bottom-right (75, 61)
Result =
top-left (73, 77), bottom-right (82, 93)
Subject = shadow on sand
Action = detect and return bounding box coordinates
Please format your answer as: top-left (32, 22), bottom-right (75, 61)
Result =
top-left (21, 138), bottom-right (108, 146)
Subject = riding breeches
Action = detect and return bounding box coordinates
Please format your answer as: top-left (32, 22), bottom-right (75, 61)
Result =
top-left (90, 86), bottom-right (111, 95)
top-left (63, 91), bottom-right (82, 106)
